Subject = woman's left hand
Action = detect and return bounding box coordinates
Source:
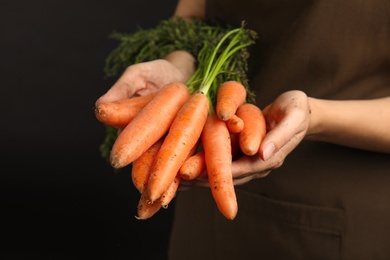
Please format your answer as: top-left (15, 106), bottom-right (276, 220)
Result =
top-left (184, 90), bottom-right (312, 188)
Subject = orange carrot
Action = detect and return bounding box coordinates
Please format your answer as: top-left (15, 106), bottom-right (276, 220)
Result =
top-left (110, 82), bottom-right (190, 169)
top-left (202, 113), bottom-right (237, 220)
top-left (95, 91), bottom-right (158, 128)
top-left (131, 138), bottom-right (164, 193)
top-left (236, 103), bottom-right (266, 156)
top-left (185, 132), bottom-right (240, 180)
top-left (215, 80), bottom-right (247, 121)
top-left (179, 150), bottom-right (206, 180)
top-left (158, 140), bottom-right (198, 207)
top-left (226, 114), bottom-right (244, 133)
top-left (95, 103), bottom-right (143, 128)
top-left (145, 91), bottom-right (209, 203)
top-left (159, 175), bottom-right (181, 208)
top-left (135, 193), bottom-right (162, 220)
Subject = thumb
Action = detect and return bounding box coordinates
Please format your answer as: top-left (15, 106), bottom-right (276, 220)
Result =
top-left (95, 81), bottom-right (137, 107)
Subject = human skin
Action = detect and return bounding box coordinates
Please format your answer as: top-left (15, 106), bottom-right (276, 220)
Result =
top-left (96, 0), bottom-right (390, 187)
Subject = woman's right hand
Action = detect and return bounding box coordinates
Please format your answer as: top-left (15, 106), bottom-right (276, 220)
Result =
top-left (95, 50), bottom-right (196, 106)
top-left (179, 90), bottom-right (312, 189)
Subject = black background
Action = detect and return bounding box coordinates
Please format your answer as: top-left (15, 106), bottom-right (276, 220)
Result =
top-left (1, 1), bottom-right (178, 259)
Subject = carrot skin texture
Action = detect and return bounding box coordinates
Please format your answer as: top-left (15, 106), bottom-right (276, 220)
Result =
top-left (226, 114), bottom-right (244, 133)
top-left (179, 150), bottom-right (206, 180)
top-left (135, 194), bottom-right (162, 220)
top-left (236, 103), bottom-right (267, 156)
top-left (110, 82), bottom-right (191, 169)
top-left (95, 91), bottom-right (158, 128)
top-left (131, 138), bottom-right (164, 193)
top-left (95, 103), bottom-right (143, 128)
top-left (202, 114), bottom-right (237, 220)
top-left (191, 133), bottom-right (240, 180)
top-left (145, 92), bottom-right (209, 203)
top-left (159, 175), bottom-right (181, 208)
top-left (159, 140), bottom-right (198, 207)
top-left (134, 134), bottom-right (189, 217)
top-left (216, 81), bottom-right (247, 121)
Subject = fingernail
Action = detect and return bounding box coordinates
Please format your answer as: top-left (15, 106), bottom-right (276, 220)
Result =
top-left (262, 142), bottom-right (275, 161)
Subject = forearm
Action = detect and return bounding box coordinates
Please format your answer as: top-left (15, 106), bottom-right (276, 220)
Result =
top-left (163, 50), bottom-right (196, 83)
top-left (174, 0), bottom-right (205, 19)
top-left (307, 96), bottom-right (390, 153)
top-left (162, 0), bottom-right (205, 82)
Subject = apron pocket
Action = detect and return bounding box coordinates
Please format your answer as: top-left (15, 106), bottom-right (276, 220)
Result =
top-left (214, 189), bottom-right (345, 260)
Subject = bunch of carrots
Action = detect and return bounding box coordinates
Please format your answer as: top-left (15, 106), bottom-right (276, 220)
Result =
top-left (95, 25), bottom-right (266, 220)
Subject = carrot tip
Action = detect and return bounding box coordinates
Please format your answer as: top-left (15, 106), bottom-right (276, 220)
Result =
top-left (110, 153), bottom-right (126, 169)
top-left (217, 111), bottom-right (231, 121)
top-left (110, 160), bottom-right (122, 169)
top-left (222, 207), bottom-right (238, 220)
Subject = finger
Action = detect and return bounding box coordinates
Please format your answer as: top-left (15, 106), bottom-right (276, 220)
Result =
top-left (178, 180), bottom-right (194, 191)
top-left (260, 108), bottom-right (307, 161)
top-left (192, 178), bottom-right (210, 188)
top-left (180, 178), bottom-right (210, 189)
top-left (232, 170), bottom-right (271, 186)
top-left (95, 81), bottom-right (138, 107)
top-left (231, 155), bottom-right (273, 178)
top-left (95, 66), bottom-right (149, 106)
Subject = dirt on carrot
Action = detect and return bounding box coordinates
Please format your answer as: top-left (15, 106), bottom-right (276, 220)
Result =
top-left (144, 91), bottom-right (209, 203)
top-left (226, 114), bottom-right (244, 133)
top-left (95, 91), bottom-right (158, 128)
top-left (131, 137), bottom-right (164, 193)
top-left (202, 113), bottom-right (237, 220)
top-left (159, 175), bottom-right (181, 208)
top-left (110, 82), bottom-right (190, 169)
top-left (236, 103), bottom-right (266, 156)
top-left (179, 150), bottom-right (206, 180)
top-left (216, 81), bottom-right (247, 121)
top-left (97, 24), bottom-right (257, 221)
top-left (135, 193), bottom-right (162, 220)
top-left (95, 102), bottom-right (143, 128)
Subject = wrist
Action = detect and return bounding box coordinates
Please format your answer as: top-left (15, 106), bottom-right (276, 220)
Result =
top-left (306, 97), bottom-right (322, 139)
top-left (163, 50), bottom-right (196, 82)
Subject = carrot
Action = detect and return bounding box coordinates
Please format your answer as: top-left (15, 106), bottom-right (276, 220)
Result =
top-left (110, 82), bottom-right (190, 169)
top-left (95, 91), bottom-right (158, 128)
top-left (183, 132), bottom-right (240, 180)
top-left (226, 114), bottom-right (244, 133)
top-left (215, 80), bottom-right (247, 121)
top-left (179, 150), bottom-right (206, 180)
top-left (135, 193), bottom-right (162, 220)
top-left (145, 91), bottom-right (209, 203)
top-left (136, 174), bottom-right (180, 219)
top-left (95, 103), bottom-right (143, 128)
top-left (159, 175), bottom-right (181, 208)
top-left (202, 113), bottom-right (237, 220)
top-left (236, 103), bottom-right (266, 156)
top-left (158, 140), bottom-right (198, 207)
top-left (131, 138), bottom-right (164, 193)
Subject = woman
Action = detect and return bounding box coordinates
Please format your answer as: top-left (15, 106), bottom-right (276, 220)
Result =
top-left (96, 0), bottom-right (390, 258)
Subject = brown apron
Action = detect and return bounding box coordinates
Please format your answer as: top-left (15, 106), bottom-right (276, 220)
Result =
top-left (169, 0), bottom-right (390, 259)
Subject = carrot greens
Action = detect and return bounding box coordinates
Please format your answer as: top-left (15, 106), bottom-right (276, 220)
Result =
top-left (99, 17), bottom-right (257, 161)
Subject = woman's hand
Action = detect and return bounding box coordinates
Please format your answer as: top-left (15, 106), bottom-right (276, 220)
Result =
top-left (182, 90), bottom-right (312, 188)
top-left (233, 90), bottom-right (312, 184)
top-left (95, 50), bottom-right (196, 106)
